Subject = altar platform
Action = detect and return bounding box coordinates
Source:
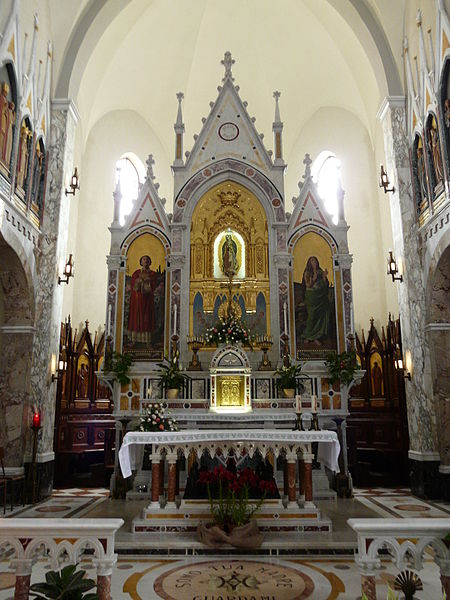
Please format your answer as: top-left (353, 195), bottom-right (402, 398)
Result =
top-left (119, 429), bottom-right (340, 539)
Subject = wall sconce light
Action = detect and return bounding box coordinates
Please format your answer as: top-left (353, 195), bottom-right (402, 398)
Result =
top-left (379, 164), bottom-right (395, 194)
top-left (387, 250), bottom-right (403, 282)
top-left (58, 254), bottom-right (74, 285)
top-left (65, 167), bottom-right (80, 196)
top-left (51, 349), bottom-right (67, 382)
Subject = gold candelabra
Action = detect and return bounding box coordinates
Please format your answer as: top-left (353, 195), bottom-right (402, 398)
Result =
top-left (187, 335), bottom-right (204, 370)
top-left (256, 334), bottom-right (273, 370)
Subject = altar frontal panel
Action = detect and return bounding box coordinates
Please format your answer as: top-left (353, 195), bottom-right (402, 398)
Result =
top-left (122, 233), bottom-right (167, 360)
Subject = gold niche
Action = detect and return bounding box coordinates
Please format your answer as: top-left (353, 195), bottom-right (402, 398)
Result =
top-left (190, 181), bottom-right (270, 334)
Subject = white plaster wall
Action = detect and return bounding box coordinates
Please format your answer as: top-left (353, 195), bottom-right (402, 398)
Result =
top-left (66, 109), bottom-right (167, 329)
top-left (286, 106), bottom-right (398, 332)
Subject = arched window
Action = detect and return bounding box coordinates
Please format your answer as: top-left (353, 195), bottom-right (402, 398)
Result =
top-left (311, 151), bottom-right (341, 225)
top-left (115, 154), bottom-right (145, 226)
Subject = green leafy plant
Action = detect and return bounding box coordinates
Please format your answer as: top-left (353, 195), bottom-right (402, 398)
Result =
top-left (274, 361), bottom-right (303, 390)
top-left (104, 351), bottom-right (133, 386)
top-left (204, 315), bottom-right (253, 348)
top-left (30, 564), bottom-right (98, 600)
top-left (198, 466), bottom-right (277, 532)
top-left (325, 349), bottom-right (357, 386)
top-left (157, 351), bottom-right (189, 391)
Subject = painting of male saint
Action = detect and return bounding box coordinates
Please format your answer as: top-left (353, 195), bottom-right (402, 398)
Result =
top-left (293, 233), bottom-right (337, 358)
top-left (123, 234), bottom-right (166, 360)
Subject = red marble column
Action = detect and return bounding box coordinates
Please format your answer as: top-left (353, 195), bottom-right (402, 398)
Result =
top-left (361, 574), bottom-right (376, 600)
top-left (441, 574), bottom-right (450, 597)
top-left (167, 460), bottom-right (177, 503)
top-left (14, 574), bottom-right (31, 600)
top-left (283, 460), bottom-right (289, 496)
top-left (97, 575), bottom-right (111, 600)
top-left (298, 458), bottom-right (305, 497)
top-left (287, 460), bottom-right (296, 502)
top-left (303, 460), bottom-right (313, 503)
top-left (151, 460), bottom-right (160, 503)
top-left (159, 458), bottom-right (165, 497)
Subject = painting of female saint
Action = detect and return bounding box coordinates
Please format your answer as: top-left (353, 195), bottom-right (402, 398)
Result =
top-left (293, 233), bottom-right (337, 358)
top-left (123, 233), bottom-right (166, 360)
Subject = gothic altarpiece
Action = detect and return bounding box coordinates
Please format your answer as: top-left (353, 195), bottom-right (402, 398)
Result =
top-left (104, 54), bottom-right (357, 506)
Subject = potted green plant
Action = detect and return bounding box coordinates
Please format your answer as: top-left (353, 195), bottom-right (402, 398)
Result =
top-left (103, 351), bottom-right (133, 386)
top-left (29, 564), bottom-right (98, 599)
top-left (197, 466), bottom-right (277, 548)
top-left (157, 351), bottom-right (189, 399)
top-left (325, 349), bottom-right (357, 386)
top-left (274, 362), bottom-right (303, 398)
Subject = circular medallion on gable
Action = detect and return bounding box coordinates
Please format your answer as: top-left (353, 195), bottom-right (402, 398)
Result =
top-left (177, 198), bottom-right (186, 207)
top-left (272, 198), bottom-right (281, 207)
top-left (218, 122), bottom-right (239, 141)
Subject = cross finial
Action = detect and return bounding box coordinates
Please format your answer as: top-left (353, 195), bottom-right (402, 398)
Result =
top-left (221, 51), bottom-right (235, 82)
top-left (146, 154), bottom-right (155, 180)
top-left (302, 153), bottom-right (312, 179)
top-left (273, 91), bottom-right (281, 101)
top-left (176, 92), bottom-right (184, 103)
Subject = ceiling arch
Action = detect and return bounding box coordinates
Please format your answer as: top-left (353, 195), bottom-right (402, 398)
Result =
top-left (55, 0), bottom-right (403, 103)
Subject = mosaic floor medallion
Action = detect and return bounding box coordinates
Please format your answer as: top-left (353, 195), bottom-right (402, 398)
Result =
top-left (152, 560), bottom-right (315, 600)
top-left (35, 505), bottom-right (71, 513)
top-left (393, 504), bottom-right (430, 512)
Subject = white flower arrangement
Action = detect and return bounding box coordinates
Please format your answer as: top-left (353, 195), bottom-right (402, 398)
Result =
top-left (138, 403), bottom-right (179, 432)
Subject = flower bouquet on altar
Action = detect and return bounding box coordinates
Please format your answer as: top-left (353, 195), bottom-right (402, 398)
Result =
top-left (197, 465), bottom-right (277, 548)
top-left (204, 315), bottom-right (253, 347)
top-left (138, 403), bottom-right (178, 432)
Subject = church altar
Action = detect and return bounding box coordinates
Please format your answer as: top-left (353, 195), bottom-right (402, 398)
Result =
top-left (119, 428), bottom-right (340, 536)
top-left (103, 52), bottom-right (362, 507)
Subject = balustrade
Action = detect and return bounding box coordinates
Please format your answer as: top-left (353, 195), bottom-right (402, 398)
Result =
top-left (0, 518), bottom-right (123, 600)
top-left (348, 518), bottom-right (450, 598)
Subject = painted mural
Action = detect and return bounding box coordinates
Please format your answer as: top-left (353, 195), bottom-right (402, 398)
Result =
top-left (293, 232), bottom-right (337, 358)
top-left (123, 233), bottom-right (166, 360)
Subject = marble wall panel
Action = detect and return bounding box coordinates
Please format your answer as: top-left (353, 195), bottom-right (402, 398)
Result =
top-left (381, 100), bottom-right (439, 455)
top-left (29, 102), bottom-right (78, 459)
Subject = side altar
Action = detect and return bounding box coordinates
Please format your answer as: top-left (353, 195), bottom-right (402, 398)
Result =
top-left (101, 52), bottom-right (363, 512)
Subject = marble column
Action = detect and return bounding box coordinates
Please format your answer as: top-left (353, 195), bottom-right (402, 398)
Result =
top-left (361, 574), bottom-right (377, 600)
top-left (303, 452), bottom-right (313, 505)
top-left (379, 97), bottom-right (440, 497)
top-left (94, 558), bottom-right (117, 600)
top-left (151, 454), bottom-right (161, 505)
top-left (159, 457), bottom-right (165, 499)
top-left (286, 453), bottom-right (296, 504)
top-left (11, 558), bottom-right (33, 600)
top-left (167, 452), bottom-right (177, 505)
top-left (298, 458), bottom-right (305, 499)
top-left (28, 99), bottom-right (79, 497)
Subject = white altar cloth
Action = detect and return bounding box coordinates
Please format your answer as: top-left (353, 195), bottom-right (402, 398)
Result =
top-left (119, 429), bottom-right (340, 478)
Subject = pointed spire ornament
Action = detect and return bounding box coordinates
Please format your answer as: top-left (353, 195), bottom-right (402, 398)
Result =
top-left (173, 93), bottom-right (185, 166)
top-left (273, 91), bottom-right (281, 122)
top-left (221, 51), bottom-right (235, 82)
top-left (302, 153), bottom-right (312, 179)
top-left (272, 91), bottom-right (284, 164)
top-left (146, 154), bottom-right (156, 180)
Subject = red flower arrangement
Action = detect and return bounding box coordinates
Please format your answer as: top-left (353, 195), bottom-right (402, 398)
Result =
top-left (198, 466), bottom-right (277, 531)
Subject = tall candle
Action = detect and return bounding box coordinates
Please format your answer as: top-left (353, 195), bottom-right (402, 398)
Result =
top-left (173, 303), bottom-right (177, 335)
top-left (107, 304), bottom-right (112, 334)
top-left (296, 395), bottom-right (302, 414)
top-left (311, 394), bottom-right (317, 413)
top-left (283, 302), bottom-right (288, 334)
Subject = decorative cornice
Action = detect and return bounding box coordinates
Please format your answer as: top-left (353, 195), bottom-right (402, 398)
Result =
top-left (377, 96), bottom-right (406, 121)
top-left (51, 98), bottom-right (80, 124)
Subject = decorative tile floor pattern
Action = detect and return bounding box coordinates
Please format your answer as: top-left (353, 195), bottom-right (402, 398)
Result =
top-left (0, 488), bottom-right (448, 598)
top-left (0, 556), bottom-right (443, 599)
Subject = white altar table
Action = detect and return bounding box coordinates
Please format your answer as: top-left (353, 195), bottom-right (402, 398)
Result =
top-left (119, 429), bottom-right (340, 509)
top-left (119, 429), bottom-right (340, 478)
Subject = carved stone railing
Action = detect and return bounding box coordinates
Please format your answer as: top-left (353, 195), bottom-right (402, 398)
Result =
top-left (0, 518), bottom-right (123, 600)
top-left (348, 518), bottom-right (450, 600)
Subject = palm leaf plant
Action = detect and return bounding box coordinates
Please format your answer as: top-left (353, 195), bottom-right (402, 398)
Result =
top-left (29, 564), bottom-right (98, 600)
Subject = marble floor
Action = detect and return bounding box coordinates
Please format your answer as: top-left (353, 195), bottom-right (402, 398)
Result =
top-left (0, 487), bottom-right (448, 599)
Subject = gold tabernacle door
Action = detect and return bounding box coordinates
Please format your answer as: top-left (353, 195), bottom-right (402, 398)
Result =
top-left (209, 344), bottom-right (252, 412)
